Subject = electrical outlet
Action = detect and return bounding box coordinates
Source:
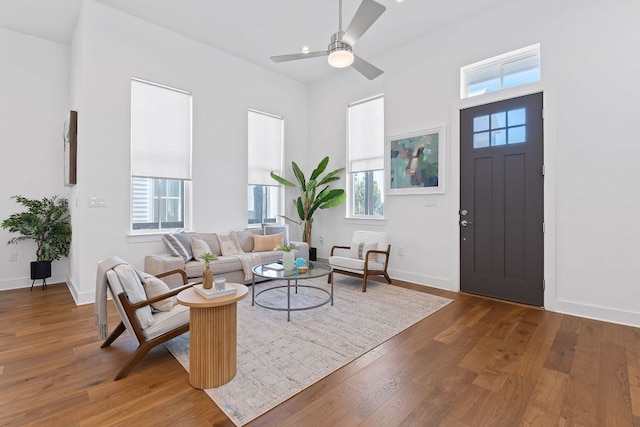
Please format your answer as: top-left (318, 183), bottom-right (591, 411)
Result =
top-left (319, 236), bottom-right (324, 245)
top-left (398, 246), bottom-right (404, 256)
top-left (9, 252), bottom-right (17, 262)
top-left (88, 197), bottom-right (106, 207)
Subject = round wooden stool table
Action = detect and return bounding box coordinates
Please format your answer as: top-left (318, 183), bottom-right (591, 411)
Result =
top-left (177, 284), bottom-right (248, 389)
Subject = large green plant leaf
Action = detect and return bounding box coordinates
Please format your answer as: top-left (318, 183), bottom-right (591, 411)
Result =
top-left (270, 172), bottom-right (295, 187)
top-left (310, 156), bottom-right (329, 181)
top-left (291, 162), bottom-right (306, 191)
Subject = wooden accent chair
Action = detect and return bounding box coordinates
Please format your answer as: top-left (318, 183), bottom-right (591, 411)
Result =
top-left (328, 230), bottom-right (391, 292)
top-left (100, 262), bottom-right (195, 380)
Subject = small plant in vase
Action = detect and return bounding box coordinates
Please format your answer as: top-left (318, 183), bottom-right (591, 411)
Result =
top-left (277, 244), bottom-right (295, 271)
top-left (200, 252), bottom-right (217, 289)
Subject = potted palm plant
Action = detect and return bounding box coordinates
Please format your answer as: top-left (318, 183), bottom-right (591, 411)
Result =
top-left (1, 195), bottom-right (72, 288)
top-left (270, 156), bottom-right (346, 257)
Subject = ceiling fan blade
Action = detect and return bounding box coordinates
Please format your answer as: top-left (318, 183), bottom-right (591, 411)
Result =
top-left (352, 55), bottom-right (383, 80)
top-left (341, 0), bottom-right (386, 47)
top-left (270, 50), bottom-right (328, 63)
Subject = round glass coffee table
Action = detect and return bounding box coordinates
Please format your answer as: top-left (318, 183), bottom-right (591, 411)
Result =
top-left (252, 261), bottom-right (333, 321)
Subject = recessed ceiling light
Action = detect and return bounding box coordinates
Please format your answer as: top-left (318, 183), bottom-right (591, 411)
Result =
top-left (301, 46), bottom-right (310, 53)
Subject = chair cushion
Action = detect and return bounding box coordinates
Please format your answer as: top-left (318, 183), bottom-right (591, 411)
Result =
top-left (253, 233), bottom-right (284, 252)
top-left (329, 255), bottom-right (385, 271)
top-left (349, 241), bottom-right (378, 261)
top-left (162, 232), bottom-right (193, 262)
top-left (113, 264), bottom-right (154, 329)
top-left (190, 236), bottom-right (212, 261)
top-left (142, 304), bottom-right (189, 340)
top-left (352, 230), bottom-right (388, 262)
top-left (143, 276), bottom-right (176, 312)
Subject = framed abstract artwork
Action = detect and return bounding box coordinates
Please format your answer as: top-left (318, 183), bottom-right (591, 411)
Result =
top-left (64, 110), bottom-right (77, 186)
top-left (385, 127), bottom-right (446, 195)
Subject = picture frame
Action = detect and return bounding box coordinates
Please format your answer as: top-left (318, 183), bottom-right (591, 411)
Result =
top-left (385, 127), bottom-right (446, 195)
top-left (64, 110), bottom-right (77, 186)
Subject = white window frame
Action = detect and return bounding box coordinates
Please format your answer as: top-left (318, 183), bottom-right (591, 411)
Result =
top-left (461, 44), bottom-right (541, 99)
top-left (347, 94), bottom-right (385, 219)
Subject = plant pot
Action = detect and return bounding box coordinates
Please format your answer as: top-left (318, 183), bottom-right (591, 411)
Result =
top-left (30, 261), bottom-right (52, 280)
top-left (309, 247), bottom-right (317, 261)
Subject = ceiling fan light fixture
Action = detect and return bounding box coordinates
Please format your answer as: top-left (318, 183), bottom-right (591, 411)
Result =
top-left (328, 49), bottom-right (354, 68)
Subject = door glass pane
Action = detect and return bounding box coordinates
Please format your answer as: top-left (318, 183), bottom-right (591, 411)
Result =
top-left (474, 132), bottom-right (490, 148)
top-left (508, 126), bottom-right (526, 144)
top-left (491, 129), bottom-right (506, 146)
top-left (491, 112), bottom-right (506, 129)
top-left (508, 108), bottom-right (526, 126)
top-left (473, 115), bottom-right (490, 132)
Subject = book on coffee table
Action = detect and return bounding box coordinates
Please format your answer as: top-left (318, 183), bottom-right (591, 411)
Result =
top-left (194, 283), bottom-right (237, 299)
top-left (264, 262), bottom-right (284, 271)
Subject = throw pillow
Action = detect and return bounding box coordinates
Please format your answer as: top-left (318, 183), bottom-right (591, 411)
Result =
top-left (113, 264), bottom-right (154, 329)
top-left (190, 236), bottom-right (212, 261)
top-left (253, 233), bottom-right (284, 252)
top-left (217, 233), bottom-right (244, 256)
top-left (264, 225), bottom-right (289, 246)
top-left (143, 276), bottom-right (176, 312)
top-left (162, 232), bottom-right (193, 262)
top-left (349, 241), bottom-right (378, 261)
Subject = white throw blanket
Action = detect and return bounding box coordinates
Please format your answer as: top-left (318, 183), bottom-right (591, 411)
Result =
top-left (235, 253), bottom-right (263, 281)
top-left (94, 256), bottom-right (128, 340)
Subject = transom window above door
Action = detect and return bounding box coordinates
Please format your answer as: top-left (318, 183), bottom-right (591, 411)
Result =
top-left (473, 107), bottom-right (526, 148)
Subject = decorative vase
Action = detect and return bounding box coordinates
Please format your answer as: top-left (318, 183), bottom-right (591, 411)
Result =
top-left (283, 251), bottom-right (295, 271)
top-left (203, 264), bottom-right (213, 289)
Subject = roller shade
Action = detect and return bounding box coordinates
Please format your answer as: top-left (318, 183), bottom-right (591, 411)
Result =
top-left (248, 110), bottom-right (283, 186)
top-left (131, 79), bottom-right (192, 180)
top-left (348, 95), bottom-right (384, 172)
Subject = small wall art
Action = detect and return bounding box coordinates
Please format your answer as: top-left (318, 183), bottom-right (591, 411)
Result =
top-left (64, 110), bottom-right (77, 186)
top-left (385, 127), bottom-right (446, 195)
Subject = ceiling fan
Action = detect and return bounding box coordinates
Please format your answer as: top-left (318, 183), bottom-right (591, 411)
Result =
top-left (270, 0), bottom-right (386, 80)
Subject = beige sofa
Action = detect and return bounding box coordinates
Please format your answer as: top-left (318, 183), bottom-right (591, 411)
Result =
top-left (144, 230), bottom-right (309, 287)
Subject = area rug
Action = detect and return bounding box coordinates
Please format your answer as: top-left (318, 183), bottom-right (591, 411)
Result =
top-left (165, 276), bottom-right (452, 426)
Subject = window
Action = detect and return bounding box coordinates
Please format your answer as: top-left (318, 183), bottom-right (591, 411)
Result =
top-left (473, 107), bottom-right (527, 148)
top-left (130, 79), bottom-right (192, 231)
top-left (461, 44), bottom-right (540, 99)
top-left (247, 110), bottom-right (283, 225)
top-left (347, 95), bottom-right (384, 217)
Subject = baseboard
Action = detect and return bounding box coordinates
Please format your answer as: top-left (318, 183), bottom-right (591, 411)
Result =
top-left (550, 298), bottom-right (640, 328)
top-left (386, 268), bottom-right (452, 291)
top-left (0, 274), bottom-right (68, 291)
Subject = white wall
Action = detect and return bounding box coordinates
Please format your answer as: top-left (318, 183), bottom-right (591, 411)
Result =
top-left (309, 0), bottom-right (640, 327)
top-left (65, 0), bottom-right (308, 303)
top-left (0, 27), bottom-right (70, 290)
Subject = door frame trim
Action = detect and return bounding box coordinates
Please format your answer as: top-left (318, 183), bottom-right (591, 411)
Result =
top-left (450, 81), bottom-right (557, 310)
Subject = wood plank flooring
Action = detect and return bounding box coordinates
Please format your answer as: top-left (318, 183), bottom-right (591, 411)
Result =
top-left (1, 280), bottom-right (639, 426)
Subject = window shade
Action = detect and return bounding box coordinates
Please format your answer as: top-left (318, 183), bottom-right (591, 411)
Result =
top-left (248, 110), bottom-right (283, 186)
top-left (348, 95), bottom-right (384, 172)
top-left (131, 79), bottom-right (192, 180)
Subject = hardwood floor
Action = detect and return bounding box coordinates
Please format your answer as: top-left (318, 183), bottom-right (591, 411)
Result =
top-left (1, 281), bottom-right (639, 426)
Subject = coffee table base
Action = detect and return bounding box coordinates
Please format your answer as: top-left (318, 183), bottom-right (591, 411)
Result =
top-left (254, 282), bottom-right (333, 321)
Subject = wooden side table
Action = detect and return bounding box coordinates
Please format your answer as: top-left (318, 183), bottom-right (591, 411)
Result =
top-left (177, 284), bottom-right (248, 389)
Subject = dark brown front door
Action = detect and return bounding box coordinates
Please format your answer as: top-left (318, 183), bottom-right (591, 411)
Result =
top-left (460, 92), bottom-right (544, 306)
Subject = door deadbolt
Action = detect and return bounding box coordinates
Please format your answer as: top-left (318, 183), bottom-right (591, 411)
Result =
top-left (460, 209), bottom-right (468, 216)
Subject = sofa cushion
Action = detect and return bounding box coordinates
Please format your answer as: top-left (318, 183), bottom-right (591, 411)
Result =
top-left (194, 233), bottom-right (222, 256)
top-left (162, 232), bottom-right (193, 262)
top-left (190, 236), bottom-right (212, 261)
top-left (218, 233), bottom-right (244, 255)
top-left (253, 233), bottom-right (284, 252)
top-left (143, 276), bottom-right (176, 312)
top-left (233, 230), bottom-right (258, 253)
top-left (114, 264), bottom-right (154, 328)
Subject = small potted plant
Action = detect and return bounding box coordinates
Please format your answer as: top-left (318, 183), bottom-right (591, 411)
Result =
top-left (1, 195), bottom-right (71, 289)
top-left (200, 252), bottom-right (217, 289)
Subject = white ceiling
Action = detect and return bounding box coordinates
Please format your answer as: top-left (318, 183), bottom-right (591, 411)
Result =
top-left (0, 0), bottom-right (510, 84)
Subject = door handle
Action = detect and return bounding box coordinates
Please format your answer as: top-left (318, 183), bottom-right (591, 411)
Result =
top-left (460, 219), bottom-right (473, 227)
